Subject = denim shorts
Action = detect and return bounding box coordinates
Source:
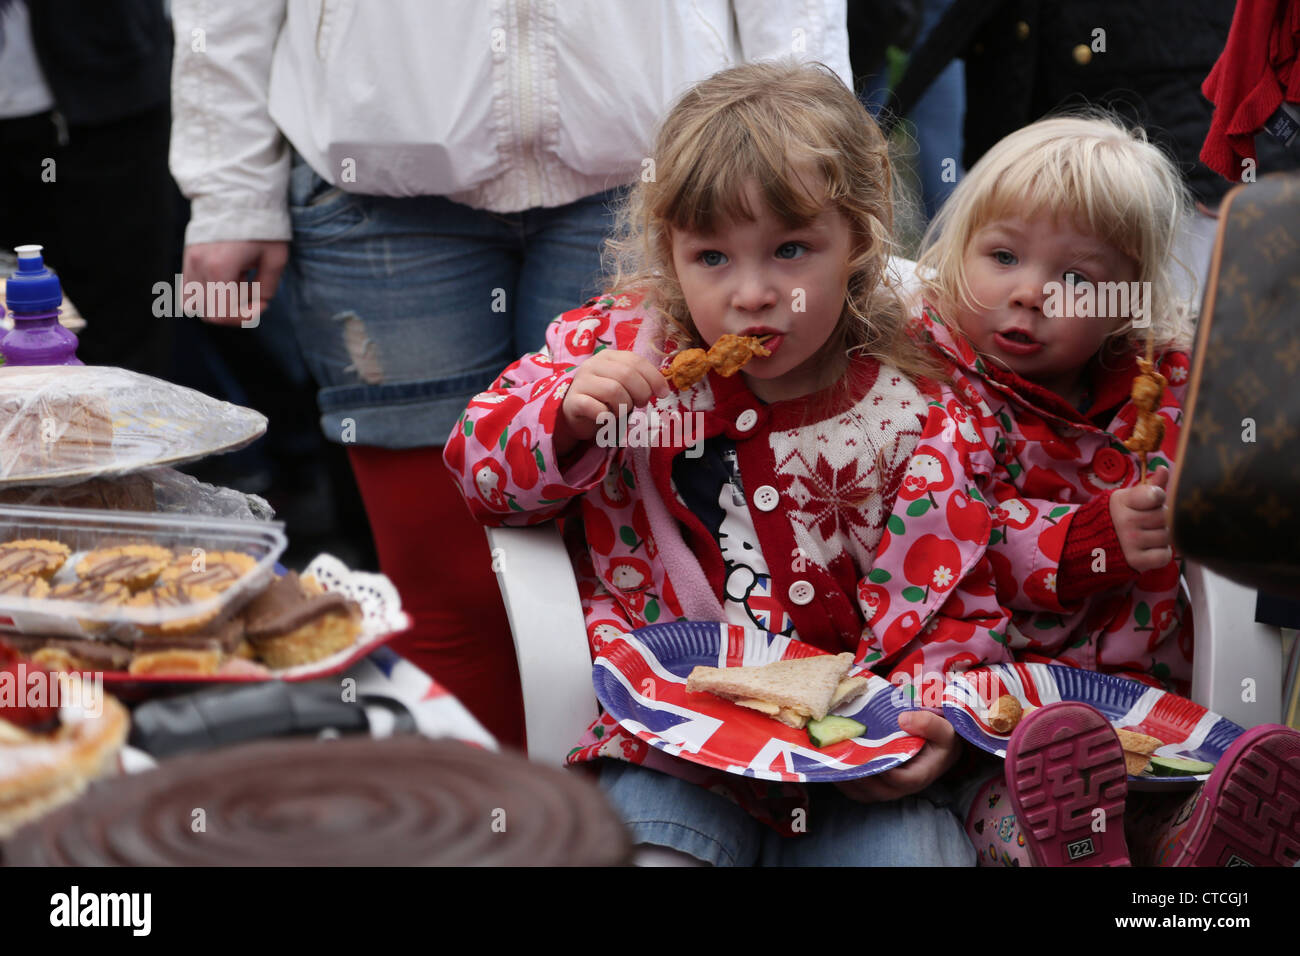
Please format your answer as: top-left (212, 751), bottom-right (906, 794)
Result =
top-left (597, 759), bottom-right (979, 867)
top-left (280, 155), bottom-right (623, 449)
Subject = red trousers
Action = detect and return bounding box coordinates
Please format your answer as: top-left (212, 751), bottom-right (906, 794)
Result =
top-left (346, 445), bottom-right (526, 750)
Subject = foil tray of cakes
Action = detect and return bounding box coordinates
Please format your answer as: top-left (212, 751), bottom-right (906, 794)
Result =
top-left (0, 506), bottom-right (411, 685)
top-left (0, 364), bottom-right (267, 486)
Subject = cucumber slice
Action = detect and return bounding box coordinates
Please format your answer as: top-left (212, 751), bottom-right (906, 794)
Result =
top-left (807, 715), bottom-right (867, 748)
top-left (1148, 755), bottom-right (1216, 776)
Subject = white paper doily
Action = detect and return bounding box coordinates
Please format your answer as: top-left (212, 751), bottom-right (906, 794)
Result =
top-left (256, 553), bottom-right (411, 680)
top-left (302, 552), bottom-right (407, 635)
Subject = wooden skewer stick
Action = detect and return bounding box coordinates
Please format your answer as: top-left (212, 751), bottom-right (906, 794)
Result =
top-left (1140, 324), bottom-right (1155, 485)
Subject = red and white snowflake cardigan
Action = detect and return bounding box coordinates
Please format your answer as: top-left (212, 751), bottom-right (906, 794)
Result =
top-left (443, 292), bottom-right (1000, 830)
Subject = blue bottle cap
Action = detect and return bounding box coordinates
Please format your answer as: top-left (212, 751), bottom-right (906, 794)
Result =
top-left (6, 245), bottom-right (62, 313)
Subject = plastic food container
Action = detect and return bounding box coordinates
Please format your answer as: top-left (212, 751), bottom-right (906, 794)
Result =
top-left (0, 504), bottom-right (286, 637)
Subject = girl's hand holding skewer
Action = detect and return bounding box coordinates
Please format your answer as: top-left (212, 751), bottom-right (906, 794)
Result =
top-left (1109, 465), bottom-right (1173, 572)
top-left (555, 350), bottom-right (670, 457)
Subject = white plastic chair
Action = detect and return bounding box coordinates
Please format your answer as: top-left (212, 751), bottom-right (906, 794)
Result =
top-left (1183, 563), bottom-right (1284, 730)
top-left (486, 524), bottom-right (1285, 768)
top-left (486, 522), bottom-right (595, 767)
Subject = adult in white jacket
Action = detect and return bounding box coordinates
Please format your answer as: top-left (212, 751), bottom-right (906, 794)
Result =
top-left (170, 0), bottom-right (852, 748)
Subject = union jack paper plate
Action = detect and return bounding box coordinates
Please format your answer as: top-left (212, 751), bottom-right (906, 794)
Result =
top-left (592, 621), bottom-right (924, 783)
top-left (943, 663), bottom-right (1244, 789)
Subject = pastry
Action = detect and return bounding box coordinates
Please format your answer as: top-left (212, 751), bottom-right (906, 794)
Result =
top-left (133, 615), bottom-right (245, 657)
top-left (986, 694), bottom-right (1024, 734)
top-left (241, 571), bottom-right (362, 668)
top-left (126, 582), bottom-right (220, 635)
top-left (0, 539), bottom-right (71, 580)
top-left (0, 643), bottom-right (129, 839)
top-left (0, 574), bottom-right (51, 599)
top-left (49, 577), bottom-right (132, 605)
top-left (76, 544), bottom-right (174, 592)
top-left (129, 616), bottom-right (245, 675)
top-left (157, 550), bottom-right (256, 593)
top-left (3, 736), bottom-right (631, 865)
top-left (127, 648), bottom-right (221, 676)
top-left (49, 578), bottom-right (132, 634)
top-left (30, 639), bottom-right (133, 672)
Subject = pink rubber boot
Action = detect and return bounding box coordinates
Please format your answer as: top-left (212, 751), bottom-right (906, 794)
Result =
top-left (1168, 724), bottom-right (1300, 867)
top-left (1004, 701), bottom-right (1131, 866)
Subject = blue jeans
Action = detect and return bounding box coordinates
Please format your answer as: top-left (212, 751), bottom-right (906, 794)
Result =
top-left (281, 154), bottom-right (623, 448)
top-left (597, 760), bottom-right (979, 867)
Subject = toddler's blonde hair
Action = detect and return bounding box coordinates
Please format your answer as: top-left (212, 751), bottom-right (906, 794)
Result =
top-left (917, 113), bottom-right (1196, 355)
top-left (605, 58), bottom-right (941, 389)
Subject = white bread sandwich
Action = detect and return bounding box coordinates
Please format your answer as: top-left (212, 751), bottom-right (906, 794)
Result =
top-left (685, 652), bottom-right (868, 729)
top-left (1115, 728), bottom-right (1164, 775)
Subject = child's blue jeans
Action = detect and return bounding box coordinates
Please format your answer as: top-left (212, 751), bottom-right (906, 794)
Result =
top-left (597, 758), bottom-right (982, 866)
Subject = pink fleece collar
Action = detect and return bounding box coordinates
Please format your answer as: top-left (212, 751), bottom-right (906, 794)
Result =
top-left (629, 317), bottom-right (724, 621)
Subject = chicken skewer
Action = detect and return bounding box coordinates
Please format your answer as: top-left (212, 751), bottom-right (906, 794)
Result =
top-left (662, 333), bottom-right (773, 390)
top-left (1122, 331), bottom-right (1166, 484)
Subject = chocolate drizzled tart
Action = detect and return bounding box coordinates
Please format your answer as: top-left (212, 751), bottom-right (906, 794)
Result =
top-left (0, 574), bottom-right (51, 598)
top-left (48, 578), bottom-right (132, 634)
top-left (0, 539), bottom-right (71, 580)
top-left (48, 577), bottom-right (131, 605)
top-left (75, 544), bottom-right (173, 592)
top-left (126, 582), bottom-right (221, 635)
top-left (156, 550), bottom-right (256, 593)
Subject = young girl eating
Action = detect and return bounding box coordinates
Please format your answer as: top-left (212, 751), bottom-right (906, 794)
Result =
top-left (900, 115), bottom-right (1300, 867)
top-left (443, 60), bottom-right (985, 866)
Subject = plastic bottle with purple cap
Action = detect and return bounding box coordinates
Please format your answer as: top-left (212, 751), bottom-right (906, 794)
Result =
top-left (0, 245), bottom-right (82, 366)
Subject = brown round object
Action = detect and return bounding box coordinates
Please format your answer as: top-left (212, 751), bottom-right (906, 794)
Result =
top-left (127, 582), bottom-right (220, 635)
top-left (3, 736), bottom-right (631, 866)
top-left (76, 545), bottom-right (173, 592)
top-left (158, 551), bottom-right (256, 593)
top-left (49, 577), bottom-right (131, 605)
top-left (0, 574), bottom-right (50, 598)
top-left (0, 539), bottom-right (70, 580)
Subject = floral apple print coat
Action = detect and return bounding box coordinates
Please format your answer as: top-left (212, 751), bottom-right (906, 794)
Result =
top-left (879, 307), bottom-right (1195, 696)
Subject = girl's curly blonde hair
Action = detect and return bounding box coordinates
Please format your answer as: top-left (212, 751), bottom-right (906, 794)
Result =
top-left (917, 113), bottom-right (1197, 356)
top-left (603, 58), bottom-right (941, 391)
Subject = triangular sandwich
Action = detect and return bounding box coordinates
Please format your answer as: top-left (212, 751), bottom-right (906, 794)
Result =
top-left (686, 652), bottom-right (855, 729)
